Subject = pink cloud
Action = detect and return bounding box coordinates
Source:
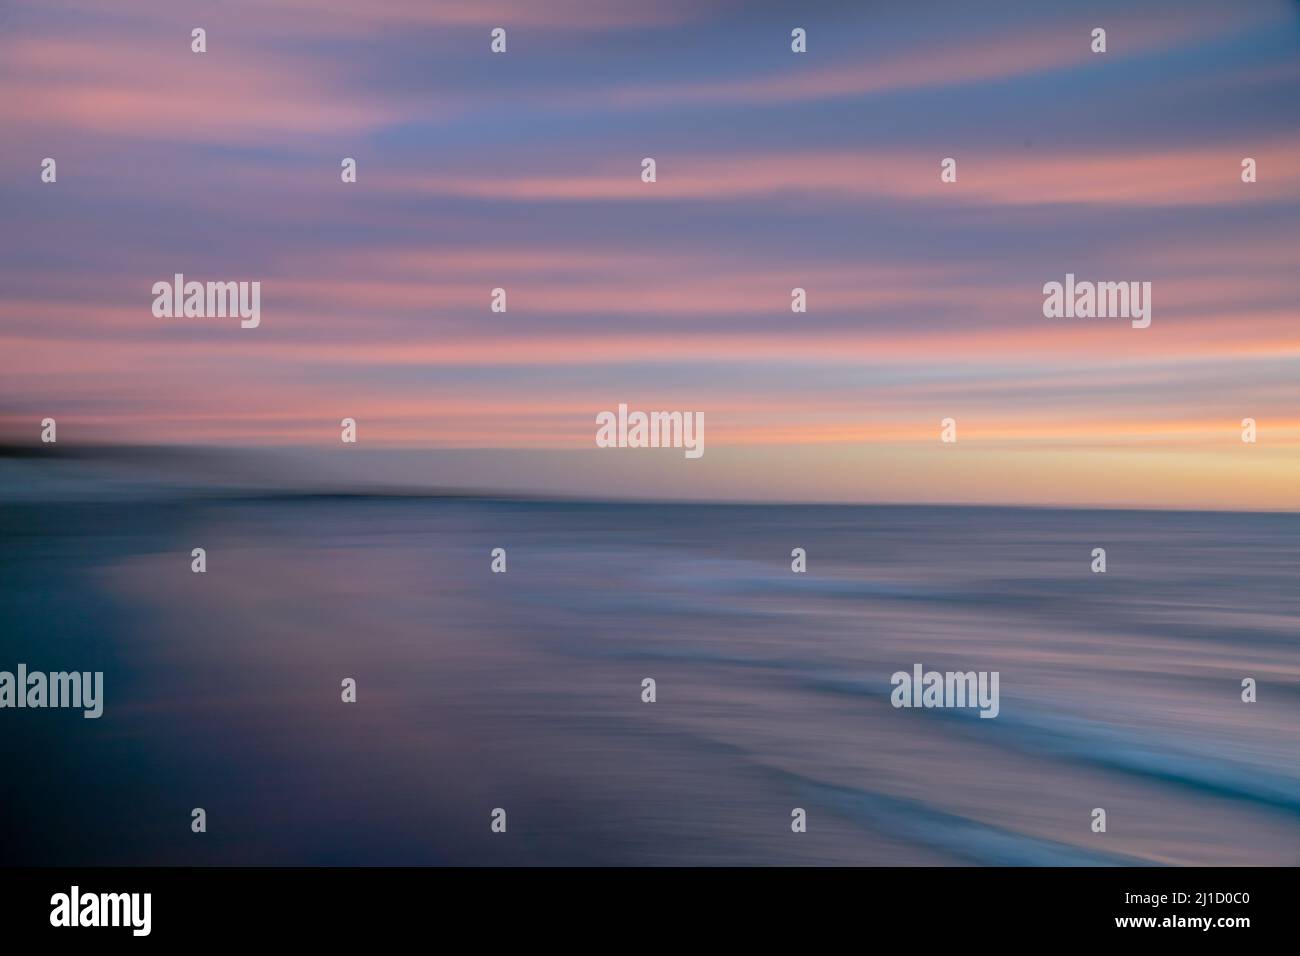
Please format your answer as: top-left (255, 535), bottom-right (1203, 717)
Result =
top-left (384, 141), bottom-right (1300, 207)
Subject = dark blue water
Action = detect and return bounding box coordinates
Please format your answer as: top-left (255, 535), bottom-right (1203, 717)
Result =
top-left (2, 487), bottom-right (1297, 865)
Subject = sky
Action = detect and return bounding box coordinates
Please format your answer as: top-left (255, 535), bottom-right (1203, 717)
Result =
top-left (1, 0), bottom-right (1298, 509)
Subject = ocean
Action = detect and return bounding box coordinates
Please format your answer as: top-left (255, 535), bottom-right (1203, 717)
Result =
top-left (2, 488), bottom-right (1297, 865)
